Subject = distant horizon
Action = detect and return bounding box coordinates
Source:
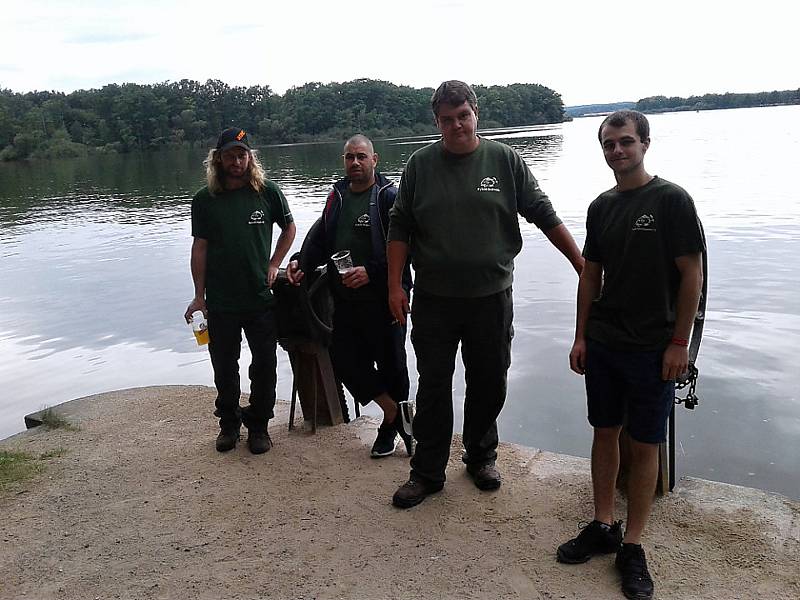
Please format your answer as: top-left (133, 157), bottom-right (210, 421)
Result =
top-left (4, 77), bottom-right (797, 110)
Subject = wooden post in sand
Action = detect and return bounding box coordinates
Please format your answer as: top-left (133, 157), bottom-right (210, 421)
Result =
top-left (285, 341), bottom-right (345, 432)
top-left (273, 266), bottom-right (347, 433)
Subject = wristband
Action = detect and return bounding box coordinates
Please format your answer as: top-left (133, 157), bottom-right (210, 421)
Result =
top-left (671, 337), bottom-right (689, 347)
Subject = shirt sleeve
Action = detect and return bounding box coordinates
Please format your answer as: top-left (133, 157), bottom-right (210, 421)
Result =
top-left (582, 198), bottom-right (602, 262)
top-left (666, 187), bottom-right (705, 258)
top-left (387, 159), bottom-right (415, 243)
top-left (191, 191), bottom-right (209, 239)
top-left (512, 149), bottom-right (562, 230)
top-left (264, 180), bottom-right (294, 228)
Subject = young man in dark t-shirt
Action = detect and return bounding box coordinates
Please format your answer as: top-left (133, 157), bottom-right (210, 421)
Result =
top-left (556, 111), bottom-right (705, 600)
top-left (184, 127), bottom-right (296, 454)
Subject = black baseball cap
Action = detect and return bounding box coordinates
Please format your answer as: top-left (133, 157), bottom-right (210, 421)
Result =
top-left (216, 127), bottom-right (250, 151)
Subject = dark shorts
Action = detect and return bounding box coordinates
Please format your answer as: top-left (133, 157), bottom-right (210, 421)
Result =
top-left (584, 338), bottom-right (674, 444)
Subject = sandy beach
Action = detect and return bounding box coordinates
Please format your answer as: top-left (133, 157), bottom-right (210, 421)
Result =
top-left (1, 385), bottom-right (798, 600)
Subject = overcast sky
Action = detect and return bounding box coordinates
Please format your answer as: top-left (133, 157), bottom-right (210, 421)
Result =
top-left (1, 0), bottom-right (796, 106)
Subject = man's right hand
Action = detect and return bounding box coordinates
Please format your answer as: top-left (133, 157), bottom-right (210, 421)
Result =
top-left (184, 297), bottom-right (207, 324)
top-left (388, 286), bottom-right (410, 325)
top-left (569, 338), bottom-right (587, 375)
top-left (286, 260), bottom-right (304, 286)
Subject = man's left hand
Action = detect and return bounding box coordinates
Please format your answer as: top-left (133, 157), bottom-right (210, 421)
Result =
top-left (341, 266), bottom-right (369, 289)
top-left (267, 265), bottom-right (279, 288)
top-left (662, 343), bottom-right (689, 381)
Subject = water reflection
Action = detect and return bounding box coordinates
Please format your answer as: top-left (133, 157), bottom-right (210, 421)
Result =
top-left (0, 108), bottom-right (798, 499)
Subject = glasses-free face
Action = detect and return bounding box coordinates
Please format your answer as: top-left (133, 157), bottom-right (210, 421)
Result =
top-left (342, 142), bottom-right (377, 186)
top-left (600, 121), bottom-right (649, 175)
top-left (435, 101), bottom-right (479, 154)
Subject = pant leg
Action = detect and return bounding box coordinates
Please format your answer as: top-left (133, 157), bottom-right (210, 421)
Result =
top-left (241, 309), bottom-right (278, 431)
top-left (358, 294), bottom-right (410, 405)
top-left (330, 300), bottom-right (386, 405)
top-left (207, 310), bottom-right (243, 431)
top-left (378, 318), bottom-right (410, 405)
top-left (409, 293), bottom-right (462, 484)
top-left (460, 288), bottom-right (514, 467)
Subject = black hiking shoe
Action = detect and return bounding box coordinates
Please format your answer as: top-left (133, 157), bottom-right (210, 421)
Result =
top-left (393, 410), bottom-right (415, 457)
top-left (466, 462), bottom-right (502, 491)
top-left (370, 424), bottom-right (398, 458)
top-left (391, 477), bottom-right (444, 509)
top-left (556, 520), bottom-right (623, 564)
top-left (247, 429), bottom-right (272, 455)
top-left (616, 543), bottom-right (654, 600)
top-left (215, 428), bottom-right (240, 452)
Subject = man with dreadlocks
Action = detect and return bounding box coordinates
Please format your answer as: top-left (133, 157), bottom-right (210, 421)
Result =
top-left (184, 127), bottom-right (296, 454)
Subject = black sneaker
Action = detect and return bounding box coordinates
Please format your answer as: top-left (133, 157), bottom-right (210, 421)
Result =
top-left (556, 520), bottom-right (623, 564)
top-left (370, 424), bottom-right (398, 458)
top-left (616, 543), bottom-right (654, 600)
top-left (391, 477), bottom-right (444, 509)
top-left (466, 462), bottom-right (502, 491)
top-left (247, 430), bottom-right (272, 455)
top-left (215, 428), bottom-right (240, 452)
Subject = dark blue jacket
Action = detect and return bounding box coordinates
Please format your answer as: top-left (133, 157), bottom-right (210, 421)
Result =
top-left (298, 172), bottom-right (413, 293)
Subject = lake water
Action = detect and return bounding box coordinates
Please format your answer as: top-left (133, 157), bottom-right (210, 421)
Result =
top-left (1, 106), bottom-right (798, 499)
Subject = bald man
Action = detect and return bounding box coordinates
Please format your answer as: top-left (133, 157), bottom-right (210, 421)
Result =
top-left (287, 135), bottom-right (414, 458)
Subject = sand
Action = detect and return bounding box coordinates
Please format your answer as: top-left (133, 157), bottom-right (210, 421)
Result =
top-left (1, 386), bottom-right (798, 599)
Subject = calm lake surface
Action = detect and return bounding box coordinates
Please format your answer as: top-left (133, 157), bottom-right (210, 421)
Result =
top-left (1, 106), bottom-right (798, 499)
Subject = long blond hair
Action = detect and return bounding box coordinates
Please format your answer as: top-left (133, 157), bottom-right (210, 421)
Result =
top-left (203, 148), bottom-right (267, 195)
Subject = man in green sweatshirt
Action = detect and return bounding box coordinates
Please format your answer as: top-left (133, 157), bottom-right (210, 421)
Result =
top-left (387, 80), bottom-right (584, 508)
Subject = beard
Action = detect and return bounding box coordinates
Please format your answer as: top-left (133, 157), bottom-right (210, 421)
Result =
top-left (348, 167), bottom-right (373, 185)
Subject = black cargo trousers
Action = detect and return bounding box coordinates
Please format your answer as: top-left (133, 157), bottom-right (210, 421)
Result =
top-left (408, 287), bottom-right (514, 485)
top-left (207, 309), bottom-right (278, 434)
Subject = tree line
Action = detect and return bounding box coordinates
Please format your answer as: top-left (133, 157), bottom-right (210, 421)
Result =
top-left (635, 88), bottom-right (800, 113)
top-left (0, 79), bottom-right (564, 161)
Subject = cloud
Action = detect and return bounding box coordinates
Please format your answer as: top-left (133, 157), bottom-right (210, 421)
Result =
top-left (64, 32), bottom-right (156, 45)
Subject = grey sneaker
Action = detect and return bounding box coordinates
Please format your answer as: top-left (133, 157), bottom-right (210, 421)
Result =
top-left (556, 520), bottom-right (623, 564)
top-left (616, 543), bottom-right (654, 600)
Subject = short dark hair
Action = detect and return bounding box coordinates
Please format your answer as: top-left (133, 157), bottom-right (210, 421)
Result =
top-left (598, 110), bottom-right (650, 143)
top-left (343, 133), bottom-right (374, 153)
top-left (431, 80), bottom-right (478, 116)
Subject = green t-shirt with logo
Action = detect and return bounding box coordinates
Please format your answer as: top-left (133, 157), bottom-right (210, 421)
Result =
top-left (388, 138), bottom-right (562, 297)
top-left (191, 181), bottom-right (293, 312)
top-left (334, 187), bottom-right (373, 268)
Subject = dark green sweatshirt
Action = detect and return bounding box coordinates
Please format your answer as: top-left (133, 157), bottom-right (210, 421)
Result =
top-left (388, 138), bottom-right (562, 297)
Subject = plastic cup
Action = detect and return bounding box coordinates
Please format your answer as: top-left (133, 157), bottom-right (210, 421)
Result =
top-left (191, 310), bottom-right (209, 345)
top-left (331, 250), bottom-right (353, 275)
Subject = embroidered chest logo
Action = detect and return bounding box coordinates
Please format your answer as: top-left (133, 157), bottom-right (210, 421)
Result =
top-left (632, 214), bottom-right (656, 231)
top-left (249, 210), bottom-right (265, 225)
top-left (477, 176), bottom-right (500, 193)
top-left (354, 213), bottom-right (370, 228)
